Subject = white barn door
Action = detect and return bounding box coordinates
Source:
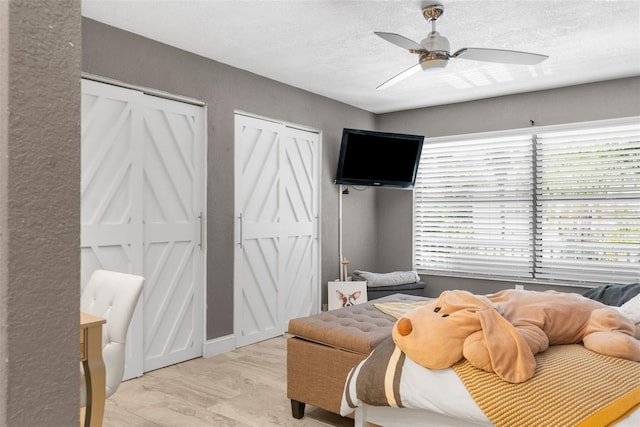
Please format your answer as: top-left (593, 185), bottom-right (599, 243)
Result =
top-left (141, 95), bottom-right (205, 372)
top-left (81, 81), bottom-right (144, 379)
top-left (81, 79), bottom-right (205, 377)
top-left (234, 114), bottom-right (321, 347)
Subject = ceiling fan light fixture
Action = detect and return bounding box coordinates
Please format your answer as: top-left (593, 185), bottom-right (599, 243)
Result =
top-left (420, 52), bottom-right (449, 71)
top-left (420, 58), bottom-right (448, 71)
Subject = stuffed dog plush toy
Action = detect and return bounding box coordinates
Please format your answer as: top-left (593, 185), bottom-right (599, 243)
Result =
top-left (392, 289), bottom-right (640, 383)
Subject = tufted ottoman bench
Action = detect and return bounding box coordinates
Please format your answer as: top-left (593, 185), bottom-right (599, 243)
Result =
top-left (286, 293), bottom-right (428, 419)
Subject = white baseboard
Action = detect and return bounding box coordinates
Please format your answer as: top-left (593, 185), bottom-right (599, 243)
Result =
top-left (203, 334), bottom-right (235, 358)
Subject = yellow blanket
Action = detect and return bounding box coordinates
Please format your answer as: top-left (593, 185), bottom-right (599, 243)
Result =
top-left (374, 300), bottom-right (429, 318)
top-left (375, 301), bottom-right (640, 427)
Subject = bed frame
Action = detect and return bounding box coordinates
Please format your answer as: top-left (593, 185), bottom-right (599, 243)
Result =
top-left (355, 405), bottom-right (490, 427)
top-left (353, 403), bottom-right (640, 427)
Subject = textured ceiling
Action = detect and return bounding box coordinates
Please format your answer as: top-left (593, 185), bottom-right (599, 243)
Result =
top-left (82, 0), bottom-right (640, 114)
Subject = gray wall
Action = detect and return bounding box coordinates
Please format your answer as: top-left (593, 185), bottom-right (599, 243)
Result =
top-left (373, 187), bottom-right (414, 273)
top-left (82, 19), bottom-right (640, 340)
top-left (1, 1), bottom-right (81, 425)
top-left (81, 18), bottom-right (376, 339)
top-left (375, 77), bottom-right (640, 297)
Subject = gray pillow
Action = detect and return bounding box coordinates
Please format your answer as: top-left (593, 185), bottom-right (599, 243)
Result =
top-left (582, 282), bottom-right (640, 306)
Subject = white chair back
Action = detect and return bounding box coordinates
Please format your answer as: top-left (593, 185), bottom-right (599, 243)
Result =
top-left (80, 269), bottom-right (144, 404)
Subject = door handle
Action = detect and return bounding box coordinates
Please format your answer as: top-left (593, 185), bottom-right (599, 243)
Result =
top-left (238, 213), bottom-right (243, 249)
top-left (198, 212), bottom-right (204, 251)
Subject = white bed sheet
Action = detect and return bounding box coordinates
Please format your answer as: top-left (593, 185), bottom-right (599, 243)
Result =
top-left (341, 355), bottom-right (490, 424)
top-left (342, 353), bottom-right (640, 427)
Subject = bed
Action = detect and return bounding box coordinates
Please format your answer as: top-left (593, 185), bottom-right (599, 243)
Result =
top-left (340, 290), bottom-right (640, 427)
top-left (341, 336), bottom-right (640, 426)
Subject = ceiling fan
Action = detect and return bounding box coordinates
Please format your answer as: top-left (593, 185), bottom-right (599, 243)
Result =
top-left (375, 2), bottom-right (549, 90)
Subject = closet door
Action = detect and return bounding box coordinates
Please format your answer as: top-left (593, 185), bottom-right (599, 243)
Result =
top-left (234, 114), bottom-right (320, 347)
top-left (81, 79), bottom-right (205, 377)
top-left (280, 127), bottom-right (320, 322)
top-left (141, 95), bottom-right (205, 372)
top-left (81, 80), bottom-right (144, 379)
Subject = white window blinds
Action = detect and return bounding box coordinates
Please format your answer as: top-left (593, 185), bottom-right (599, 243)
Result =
top-left (415, 117), bottom-right (640, 285)
top-left (535, 121), bottom-right (640, 284)
top-left (415, 132), bottom-right (534, 278)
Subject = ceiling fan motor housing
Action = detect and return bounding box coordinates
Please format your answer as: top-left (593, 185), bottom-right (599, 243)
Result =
top-left (420, 31), bottom-right (450, 69)
top-left (421, 31), bottom-right (450, 53)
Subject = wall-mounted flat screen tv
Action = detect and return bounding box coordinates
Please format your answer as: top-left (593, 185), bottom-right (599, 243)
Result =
top-left (335, 128), bottom-right (424, 188)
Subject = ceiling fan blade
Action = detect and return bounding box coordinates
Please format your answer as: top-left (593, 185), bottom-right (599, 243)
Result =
top-left (375, 32), bottom-right (425, 52)
top-left (377, 63), bottom-right (422, 90)
top-left (453, 47), bottom-right (548, 65)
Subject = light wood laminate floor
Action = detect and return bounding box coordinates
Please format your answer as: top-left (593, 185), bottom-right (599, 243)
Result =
top-left (104, 336), bottom-right (353, 427)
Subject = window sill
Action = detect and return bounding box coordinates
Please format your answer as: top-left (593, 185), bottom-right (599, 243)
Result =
top-left (417, 270), bottom-right (599, 290)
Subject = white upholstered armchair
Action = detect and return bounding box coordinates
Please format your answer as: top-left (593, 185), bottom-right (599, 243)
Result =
top-left (80, 269), bottom-right (144, 405)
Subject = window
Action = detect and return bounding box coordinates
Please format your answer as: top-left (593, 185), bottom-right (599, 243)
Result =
top-left (414, 117), bottom-right (640, 285)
